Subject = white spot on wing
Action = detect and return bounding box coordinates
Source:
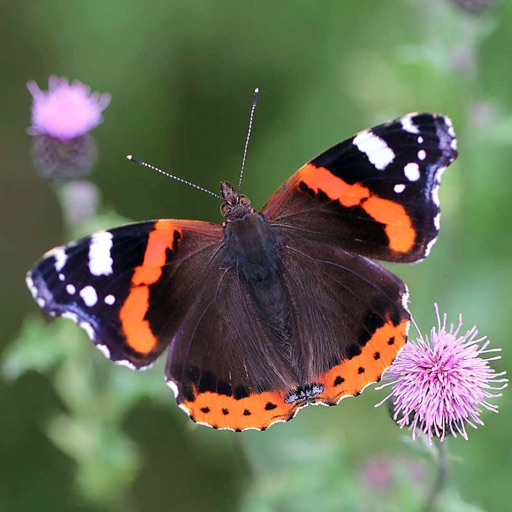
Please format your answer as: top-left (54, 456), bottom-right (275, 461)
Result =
top-left (418, 150), bottom-right (426, 161)
top-left (89, 231), bottom-right (114, 276)
top-left (401, 286), bottom-right (410, 312)
top-left (434, 212), bottom-right (441, 230)
top-left (61, 312), bottom-right (96, 341)
top-left (166, 379), bottom-right (179, 398)
top-left (178, 403), bottom-right (190, 415)
top-left (394, 184), bottom-right (406, 193)
top-left (96, 344), bottom-right (111, 358)
top-left (417, 136), bottom-right (424, 144)
top-left (404, 162), bottom-right (420, 182)
top-left (79, 321), bottom-right (95, 340)
top-left (66, 284), bottom-right (76, 295)
top-left (115, 359), bottom-right (137, 370)
top-left (80, 285), bottom-right (98, 306)
top-left (401, 115), bottom-right (419, 134)
top-left (425, 235), bottom-right (439, 258)
top-left (61, 311), bottom-right (79, 324)
top-left (51, 248), bottom-right (67, 272)
top-left (26, 274), bottom-right (37, 299)
top-left (445, 116), bottom-right (456, 137)
top-left (104, 294), bottom-right (115, 305)
top-left (431, 180), bottom-right (442, 207)
top-left (431, 166), bottom-right (446, 208)
top-left (353, 130), bottom-right (395, 170)
top-left (37, 297), bottom-right (46, 308)
top-left (59, 274), bottom-right (65, 281)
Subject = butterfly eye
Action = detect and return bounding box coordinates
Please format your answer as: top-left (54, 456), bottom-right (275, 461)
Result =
top-left (220, 203), bottom-right (229, 216)
top-left (239, 194), bottom-right (250, 203)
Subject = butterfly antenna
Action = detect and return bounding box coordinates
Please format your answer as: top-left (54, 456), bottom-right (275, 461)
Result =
top-left (238, 87), bottom-right (259, 192)
top-left (127, 155), bottom-right (222, 199)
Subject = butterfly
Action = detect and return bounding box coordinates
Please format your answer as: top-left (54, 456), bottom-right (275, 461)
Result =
top-left (26, 111), bottom-right (457, 431)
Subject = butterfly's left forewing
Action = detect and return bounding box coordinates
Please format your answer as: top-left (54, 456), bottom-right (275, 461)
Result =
top-left (263, 113), bottom-right (458, 263)
top-left (27, 219), bottom-right (223, 369)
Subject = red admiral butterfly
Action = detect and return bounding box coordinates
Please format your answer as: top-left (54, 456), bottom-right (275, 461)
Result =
top-left (26, 108), bottom-right (457, 431)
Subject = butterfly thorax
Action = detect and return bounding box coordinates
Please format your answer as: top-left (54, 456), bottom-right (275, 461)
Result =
top-left (223, 208), bottom-right (281, 282)
top-left (221, 180), bottom-right (284, 281)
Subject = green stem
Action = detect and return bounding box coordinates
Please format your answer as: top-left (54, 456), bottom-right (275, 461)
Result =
top-left (423, 440), bottom-right (449, 512)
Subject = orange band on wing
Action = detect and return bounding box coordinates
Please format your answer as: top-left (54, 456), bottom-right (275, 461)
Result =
top-left (178, 317), bottom-right (408, 431)
top-left (298, 164), bottom-right (370, 207)
top-left (317, 317), bottom-right (408, 403)
top-left (181, 388), bottom-right (295, 431)
top-left (120, 220), bottom-right (183, 354)
top-left (298, 163), bottom-right (415, 253)
top-left (361, 197), bottom-right (415, 253)
top-left (119, 287), bottom-right (156, 354)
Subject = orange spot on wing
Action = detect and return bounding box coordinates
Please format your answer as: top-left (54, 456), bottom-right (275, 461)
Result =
top-left (121, 221), bottom-right (183, 355)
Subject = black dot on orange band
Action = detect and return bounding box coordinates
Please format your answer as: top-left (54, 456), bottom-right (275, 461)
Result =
top-left (243, 409), bottom-right (251, 416)
top-left (235, 428), bottom-right (242, 433)
top-left (200, 407), bottom-right (210, 414)
top-left (265, 402), bottom-right (277, 411)
top-left (388, 337), bottom-right (395, 345)
top-left (222, 408), bottom-right (229, 415)
top-left (334, 376), bottom-right (345, 386)
top-left (373, 352), bottom-right (381, 360)
top-left (358, 367), bottom-right (365, 374)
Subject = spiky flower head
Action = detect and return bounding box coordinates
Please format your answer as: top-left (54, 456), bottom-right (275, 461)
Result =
top-left (376, 305), bottom-right (507, 443)
top-left (27, 76), bottom-right (110, 141)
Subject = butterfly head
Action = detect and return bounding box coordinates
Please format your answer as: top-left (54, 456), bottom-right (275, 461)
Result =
top-left (220, 181), bottom-right (254, 221)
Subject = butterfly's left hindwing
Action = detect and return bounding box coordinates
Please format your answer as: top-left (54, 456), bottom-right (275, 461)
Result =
top-left (26, 220), bottom-right (222, 368)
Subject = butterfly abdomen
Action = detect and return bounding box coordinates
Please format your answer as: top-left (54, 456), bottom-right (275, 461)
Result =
top-left (223, 212), bottom-right (302, 381)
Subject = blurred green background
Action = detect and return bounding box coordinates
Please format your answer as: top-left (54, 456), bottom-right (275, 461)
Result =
top-left (1, 1), bottom-right (511, 511)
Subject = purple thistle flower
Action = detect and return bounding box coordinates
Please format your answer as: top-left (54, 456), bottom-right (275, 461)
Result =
top-left (376, 305), bottom-right (507, 443)
top-left (27, 76), bottom-right (111, 141)
top-left (27, 76), bottom-right (110, 180)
